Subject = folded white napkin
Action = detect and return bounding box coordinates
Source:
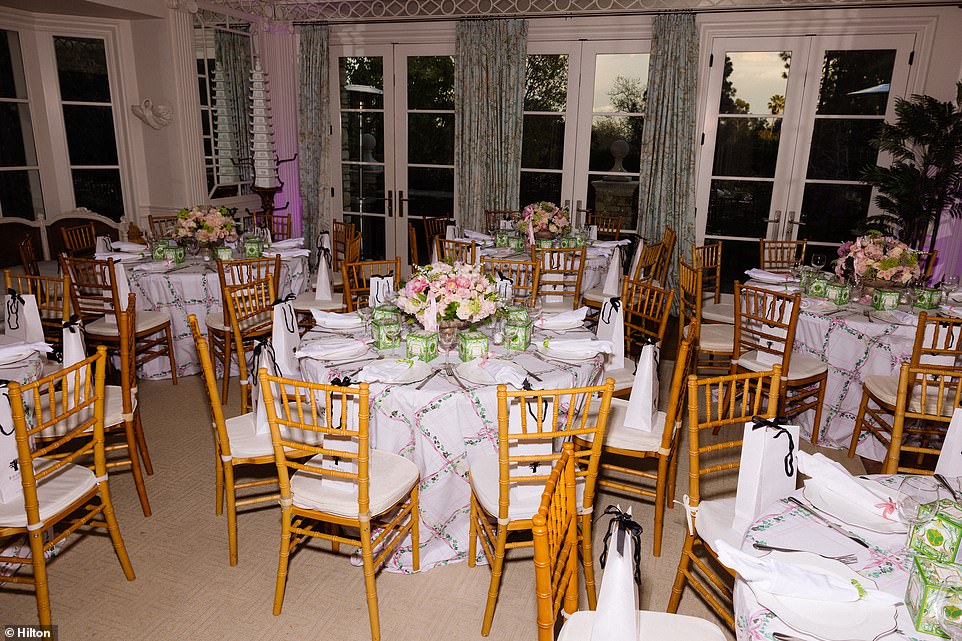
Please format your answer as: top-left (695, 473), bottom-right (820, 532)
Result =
top-left (112, 241), bottom-right (148, 253)
top-left (590, 239), bottom-right (631, 248)
top-left (310, 310), bottom-right (363, 329)
top-left (714, 540), bottom-right (901, 605)
top-left (94, 252), bottom-right (144, 263)
top-left (295, 337), bottom-right (368, 360)
top-left (463, 230), bottom-right (492, 242)
top-left (883, 310), bottom-right (918, 326)
top-left (268, 248), bottom-right (311, 260)
top-left (0, 341), bottom-right (52, 359)
top-left (536, 306), bottom-right (588, 330)
top-left (542, 338), bottom-right (613, 355)
top-left (798, 452), bottom-right (893, 509)
top-left (745, 268), bottom-right (794, 284)
top-left (131, 262), bottom-right (171, 273)
top-left (268, 238), bottom-right (305, 250)
top-left (477, 360), bottom-right (526, 388)
top-left (358, 359), bottom-right (415, 383)
top-left (940, 304), bottom-right (962, 319)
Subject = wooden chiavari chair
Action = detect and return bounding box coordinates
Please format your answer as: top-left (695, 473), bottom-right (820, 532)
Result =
top-left (332, 219), bottom-right (355, 273)
top-left (4, 270), bottom-right (71, 346)
top-left (884, 363), bottom-right (962, 474)
top-left (849, 313), bottom-right (962, 459)
top-left (732, 283), bottom-right (828, 444)
top-left (666, 366), bottom-right (782, 629)
top-left (587, 213), bottom-right (621, 241)
top-left (678, 261), bottom-right (732, 375)
top-left (533, 247), bottom-right (586, 312)
top-left (60, 222), bottom-right (97, 257)
top-left (469, 378), bottom-right (615, 635)
top-left (759, 239), bottom-right (807, 272)
top-left (693, 242), bottom-right (734, 324)
top-left (259, 371), bottom-right (420, 641)
top-left (408, 222), bottom-right (419, 268)
top-left (480, 258), bottom-right (539, 306)
top-left (252, 210), bottom-right (292, 242)
top-left (19, 236), bottom-right (41, 277)
top-left (622, 277), bottom-right (673, 359)
top-left (435, 237), bottom-right (476, 264)
top-left (147, 214), bottom-right (177, 238)
top-left (632, 241), bottom-right (664, 281)
top-left (208, 256), bottom-right (282, 401)
top-left (2, 347), bottom-right (136, 626)
top-left (484, 209), bottom-right (519, 233)
top-left (342, 257), bottom-right (401, 312)
top-left (224, 276), bottom-right (275, 414)
top-left (423, 216), bottom-right (449, 248)
top-left (650, 226), bottom-right (676, 286)
top-left (60, 255), bottom-right (178, 383)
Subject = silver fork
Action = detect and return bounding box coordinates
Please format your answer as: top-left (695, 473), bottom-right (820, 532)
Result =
top-left (753, 542), bottom-right (859, 565)
top-left (442, 363), bottom-right (468, 391)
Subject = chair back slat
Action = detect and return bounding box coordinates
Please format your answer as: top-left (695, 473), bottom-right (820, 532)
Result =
top-left (408, 223), bottom-right (419, 267)
top-left (677, 261), bottom-right (702, 348)
top-left (622, 277), bottom-right (673, 356)
top-left (436, 238), bottom-right (476, 264)
top-left (632, 241), bottom-right (663, 281)
top-left (215, 256), bottom-right (282, 311)
top-left (59, 255), bottom-right (121, 323)
top-left (484, 209), bottom-right (519, 233)
top-left (4, 270), bottom-right (71, 344)
top-left (332, 220), bottom-right (356, 271)
top-left (533, 247), bottom-right (585, 310)
top-left (912, 313), bottom-right (962, 366)
top-left (759, 239), bottom-right (806, 272)
top-left (19, 236), bottom-right (40, 277)
top-left (224, 276), bottom-right (276, 388)
top-left (147, 215), bottom-right (178, 238)
top-left (587, 213), bottom-right (621, 241)
top-left (692, 242), bottom-right (722, 305)
top-left (480, 258), bottom-right (539, 306)
top-left (60, 222), bottom-right (97, 256)
top-left (422, 216), bottom-right (449, 248)
top-left (733, 283), bottom-right (800, 371)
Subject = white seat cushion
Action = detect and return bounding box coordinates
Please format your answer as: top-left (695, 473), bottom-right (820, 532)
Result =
top-left (290, 450), bottom-right (419, 518)
top-left (470, 451), bottom-right (586, 522)
top-left (559, 609), bottom-right (726, 641)
top-left (87, 310), bottom-right (171, 337)
top-left (224, 412), bottom-right (274, 459)
top-left (601, 359), bottom-right (636, 391)
top-left (581, 287), bottom-right (606, 304)
top-left (702, 302), bottom-right (734, 324)
top-left (694, 496), bottom-right (742, 551)
top-left (291, 290), bottom-right (344, 312)
top-left (738, 351), bottom-right (827, 380)
top-left (36, 385), bottom-right (135, 436)
top-left (104, 385), bottom-right (137, 427)
top-left (205, 312), bottom-right (230, 332)
top-left (864, 374), bottom-right (957, 416)
top-left (683, 323), bottom-right (734, 352)
top-left (0, 458), bottom-right (97, 528)
top-left (577, 398), bottom-right (670, 453)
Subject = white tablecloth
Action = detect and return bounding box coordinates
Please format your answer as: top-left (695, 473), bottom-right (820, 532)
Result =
top-left (127, 256), bottom-right (308, 379)
top-left (299, 325), bottom-right (604, 572)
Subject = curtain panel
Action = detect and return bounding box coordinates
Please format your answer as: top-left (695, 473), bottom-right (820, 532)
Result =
top-left (636, 12), bottom-right (699, 291)
top-left (296, 24), bottom-right (332, 263)
top-left (455, 19), bottom-right (527, 232)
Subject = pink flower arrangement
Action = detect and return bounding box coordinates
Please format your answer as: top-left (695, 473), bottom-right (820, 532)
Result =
top-left (518, 201), bottom-right (570, 236)
top-left (834, 231), bottom-right (921, 285)
top-left (396, 261), bottom-right (499, 325)
top-left (174, 206), bottom-right (238, 244)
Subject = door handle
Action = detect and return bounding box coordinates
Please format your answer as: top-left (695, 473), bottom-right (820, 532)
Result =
top-left (385, 190), bottom-right (394, 218)
top-left (765, 209), bottom-right (783, 225)
top-left (398, 190), bottom-right (407, 218)
top-left (786, 211), bottom-right (804, 240)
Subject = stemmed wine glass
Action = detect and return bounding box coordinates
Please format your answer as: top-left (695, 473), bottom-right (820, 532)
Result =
top-left (943, 275), bottom-right (960, 304)
top-left (935, 577), bottom-right (962, 640)
top-left (896, 476), bottom-right (945, 551)
top-left (811, 253), bottom-right (827, 272)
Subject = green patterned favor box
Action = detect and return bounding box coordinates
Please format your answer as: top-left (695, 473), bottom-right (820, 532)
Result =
top-left (504, 306), bottom-right (530, 325)
top-left (164, 245), bottom-right (185, 264)
top-left (371, 319), bottom-right (401, 350)
top-left (458, 331), bottom-right (489, 362)
top-left (825, 281), bottom-right (850, 306)
top-left (495, 231), bottom-right (511, 248)
top-left (406, 330), bottom-right (438, 361)
top-left (806, 274), bottom-right (830, 298)
top-left (914, 287), bottom-right (943, 310)
top-left (535, 237), bottom-right (554, 249)
top-left (151, 239), bottom-right (170, 261)
top-left (243, 239), bottom-right (263, 258)
top-left (504, 319), bottom-right (532, 351)
top-left (906, 555), bottom-right (962, 637)
top-left (910, 500), bottom-right (962, 563)
top-left (372, 304), bottom-right (400, 323)
top-left (872, 288), bottom-right (901, 311)
top-left (213, 245), bottom-right (234, 261)
top-left (508, 235), bottom-right (525, 251)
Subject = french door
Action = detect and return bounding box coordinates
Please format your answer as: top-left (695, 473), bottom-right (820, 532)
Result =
top-left (696, 34), bottom-right (916, 287)
top-left (331, 44), bottom-right (455, 274)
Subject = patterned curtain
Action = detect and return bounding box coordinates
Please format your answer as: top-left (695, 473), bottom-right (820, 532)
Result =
top-left (296, 24), bottom-right (332, 264)
top-left (213, 30), bottom-right (252, 187)
top-left (455, 19), bottom-right (527, 232)
top-left (636, 12), bottom-right (699, 292)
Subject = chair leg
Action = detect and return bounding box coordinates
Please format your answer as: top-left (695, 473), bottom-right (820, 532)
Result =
top-left (468, 495), bottom-right (478, 568)
top-left (133, 409), bottom-right (153, 476)
top-left (580, 514), bottom-right (597, 610)
top-left (809, 378), bottom-right (827, 445)
top-left (360, 520), bottom-right (382, 641)
top-left (164, 324), bottom-right (178, 385)
top-left (480, 525), bottom-right (510, 636)
top-left (214, 453), bottom-right (224, 516)
top-left (849, 390), bottom-right (872, 457)
top-left (410, 486), bottom-right (420, 572)
top-left (99, 480), bottom-right (137, 581)
top-left (666, 448), bottom-right (680, 510)
top-left (221, 332), bottom-right (233, 403)
top-left (224, 464), bottom-right (238, 566)
top-left (667, 532), bottom-right (696, 614)
top-left (653, 455), bottom-right (669, 558)
top-left (273, 510), bottom-right (293, 615)
top-left (121, 420), bottom-right (152, 517)
top-left (28, 527), bottom-right (52, 627)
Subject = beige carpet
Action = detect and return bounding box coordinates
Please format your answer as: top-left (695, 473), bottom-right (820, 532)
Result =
top-left (0, 364), bottom-right (864, 640)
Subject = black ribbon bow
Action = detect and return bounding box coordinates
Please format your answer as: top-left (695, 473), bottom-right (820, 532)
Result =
top-left (600, 297), bottom-right (621, 325)
top-left (598, 505), bottom-right (644, 586)
top-left (752, 415), bottom-right (795, 477)
top-left (0, 388), bottom-right (13, 437)
top-left (5, 288), bottom-right (23, 330)
top-left (63, 316), bottom-right (83, 333)
top-left (271, 294), bottom-right (298, 335)
top-left (496, 269), bottom-right (513, 284)
top-left (250, 338), bottom-right (282, 379)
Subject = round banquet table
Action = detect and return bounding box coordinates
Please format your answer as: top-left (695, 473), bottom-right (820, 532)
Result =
top-left (125, 254), bottom-right (308, 379)
top-left (299, 324), bottom-right (605, 572)
top-left (736, 476), bottom-right (941, 641)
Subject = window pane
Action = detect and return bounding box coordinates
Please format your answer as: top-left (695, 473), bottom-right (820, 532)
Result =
top-left (705, 179), bottom-right (773, 237)
top-left (71, 168), bottom-right (123, 220)
top-left (590, 116), bottom-right (642, 173)
top-left (525, 54), bottom-right (568, 112)
top-left (408, 56), bottom-right (454, 110)
top-left (54, 37), bottom-right (111, 103)
top-left (712, 117), bottom-right (782, 178)
top-left (520, 171), bottom-right (562, 206)
top-left (408, 167), bottom-right (454, 217)
top-left (341, 164), bottom-right (385, 214)
top-left (816, 50), bottom-right (896, 116)
top-left (344, 213), bottom-right (386, 261)
top-left (593, 54), bottom-right (649, 113)
top-left (408, 113), bottom-right (454, 165)
top-left (0, 169), bottom-right (42, 218)
top-left (341, 112), bottom-right (384, 162)
top-left (0, 103), bottom-right (38, 167)
top-left (339, 57), bottom-right (384, 109)
top-left (799, 183), bottom-right (873, 243)
top-left (587, 179), bottom-right (638, 231)
top-left (0, 30), bottom-right (27, 100)
top-left (522, 115), bottom-right (565, 170)
top-left (62, 105), bottom-right (118, 166)
top-left (710, 238), bottom-right (760, 294)
top-left (806, 119), bottom-right (882, 181)
top-left (720, 52), bottom-right (792, 115)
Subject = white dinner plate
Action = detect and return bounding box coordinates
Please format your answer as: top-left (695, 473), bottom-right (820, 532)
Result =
top-left (535, 317), bottom-right (585, 332)
top-left (536, 344), bottom-right (597, 363)
top-left (868, 310), bottom-right (918, 326)
top-left (456, 359), bottom-right (525, 386)
top-left (0, 350), bottom-right (32, 367)
top-left (298, 340), bottom-right (370, 363)
top-left (315, 313), bottom-right (365, 330)
top-left (751, 551), bottom-right (899, 641)
top-left (802, 479), bottom-right (906, 534)
top-left (800, 299), bottom-right (838, 315)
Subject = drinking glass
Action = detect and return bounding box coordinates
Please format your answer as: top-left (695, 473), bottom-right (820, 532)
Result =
top-left (943, 275), bottom-right (960, 302)
top-left (896, 476), bottom-right (944, 544)
top-left (935, 577), bottom-right (962, 640)
top-left (811, 253), bottom-right (826, 272)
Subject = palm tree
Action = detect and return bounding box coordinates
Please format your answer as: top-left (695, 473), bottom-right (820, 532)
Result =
top-left (861, 82), bottom-right (962, 254)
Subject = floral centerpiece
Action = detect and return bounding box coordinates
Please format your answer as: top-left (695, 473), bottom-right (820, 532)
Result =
top-left (174, 205), bottom-right (238, 246)
top-left (396, 261), bottom-right (499, 327)
top-left (519, 201), bottom-right (570, 240)
top-left (834, 230), bottom-right (922, 287)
